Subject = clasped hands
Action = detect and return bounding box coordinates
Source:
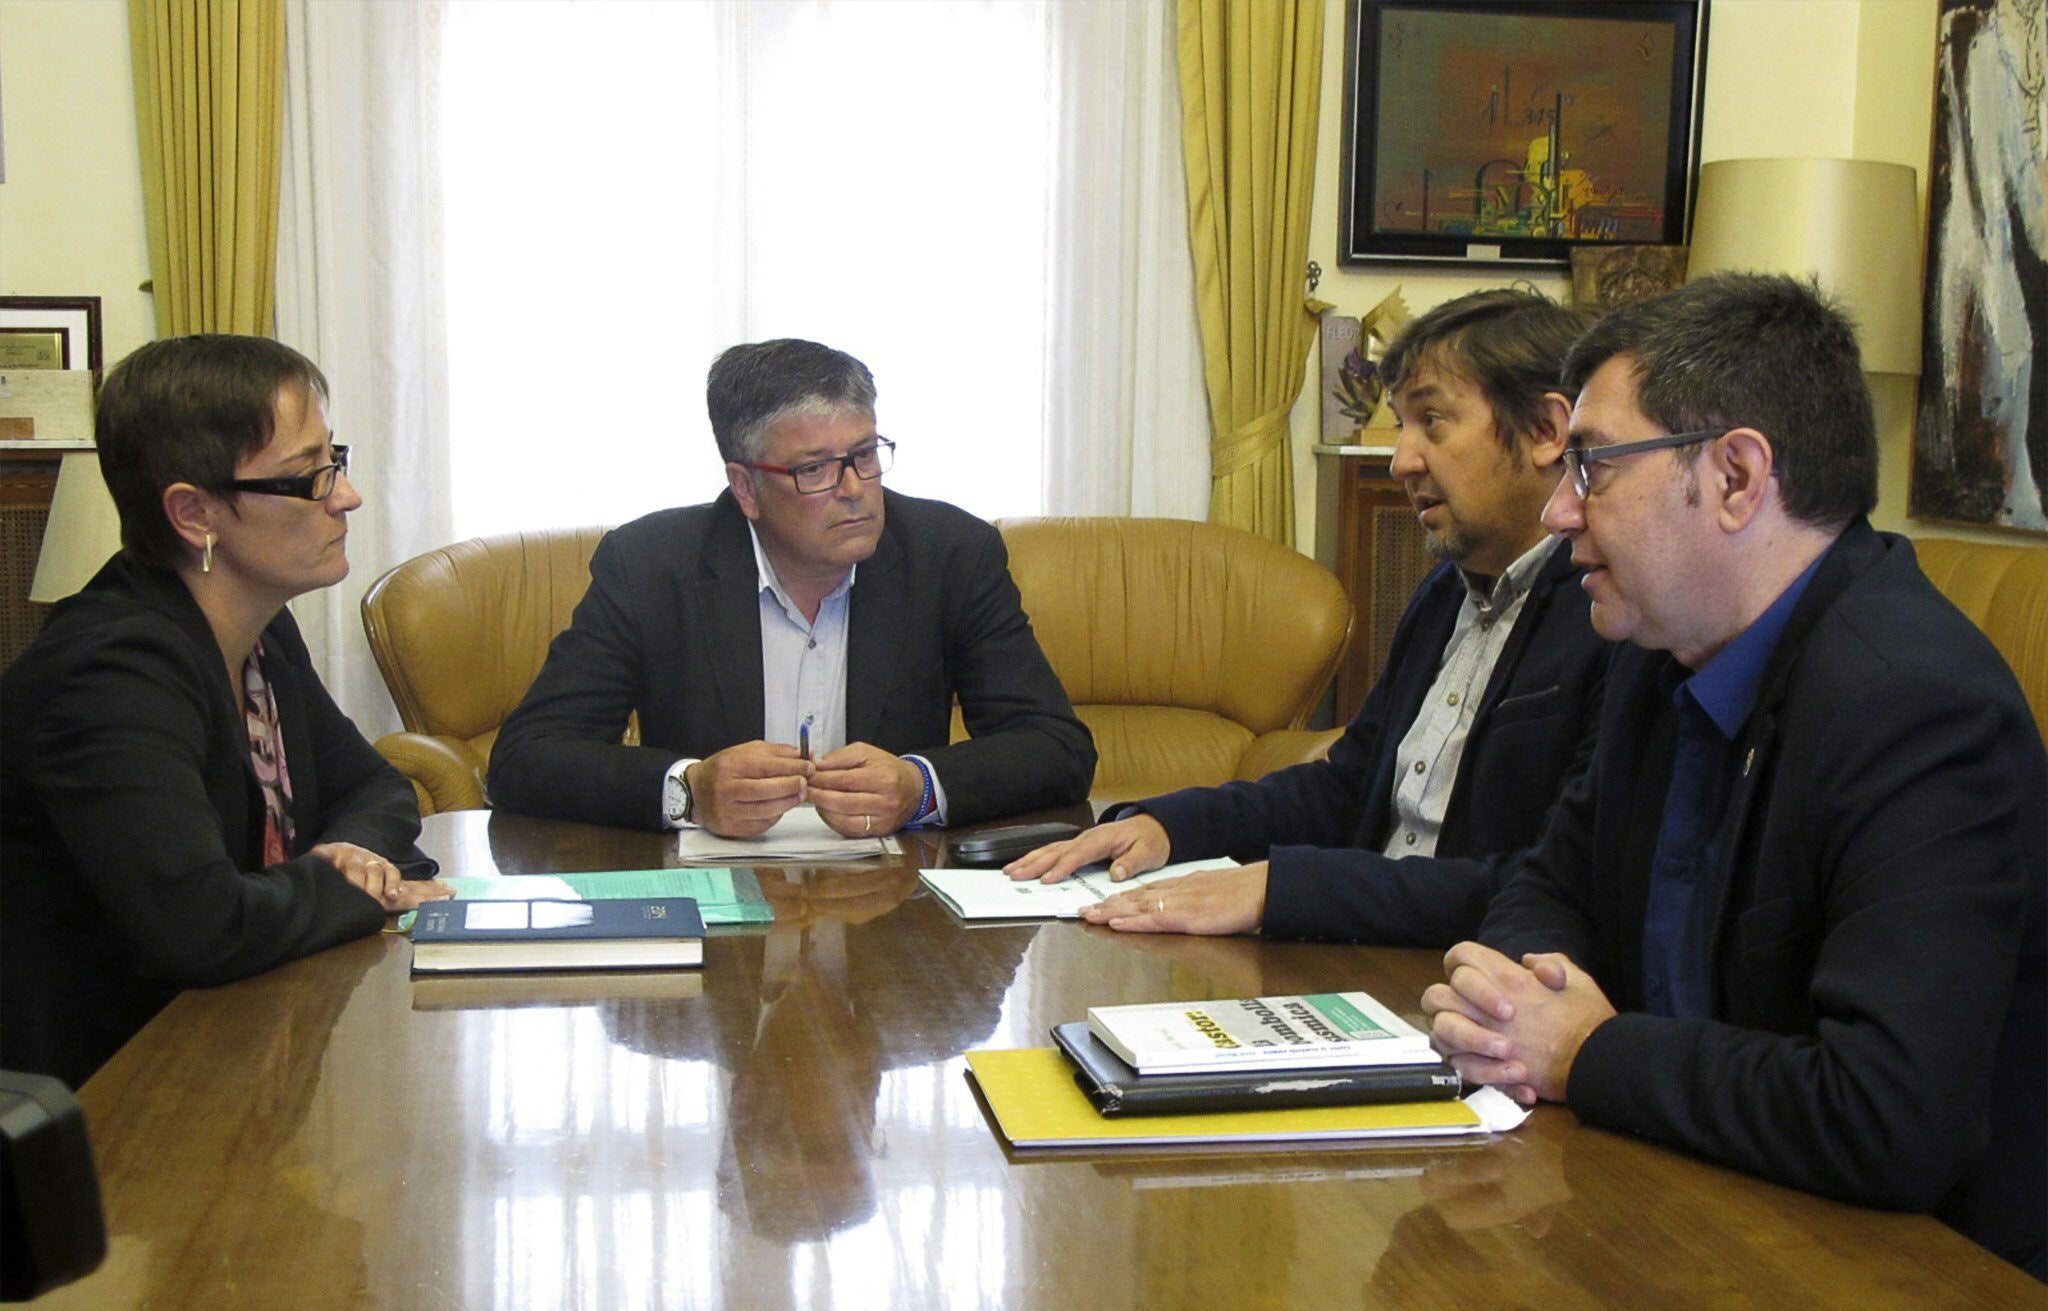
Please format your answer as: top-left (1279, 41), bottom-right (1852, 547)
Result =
top-left (1009, 821), bottom-right (1619, 1104)
top-left (687, 739), bottom-right (922, 838)
top-left (1001, 814), bottom-right (1268, 936)
top-left (1421, 941), bottom-right (1617, 1106)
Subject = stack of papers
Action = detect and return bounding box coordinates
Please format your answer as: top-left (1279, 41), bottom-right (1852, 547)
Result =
top-left (963, 981), bottom-right (1517, 1149)
top-left (1053, 1021), bottom-right (1460, 1116)
top-left (918, 858), bottom-right (1240, 920)
top-left (674, 806), bottom-right (891, 864)
top-left (965, 1047), bottom-right (1526, 1148)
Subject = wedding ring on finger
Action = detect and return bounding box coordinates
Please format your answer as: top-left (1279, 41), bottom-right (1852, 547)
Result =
top-left (863, 814), bottom-right (872, 834)
top-left (1156, 894), bottom-right (1166, 916)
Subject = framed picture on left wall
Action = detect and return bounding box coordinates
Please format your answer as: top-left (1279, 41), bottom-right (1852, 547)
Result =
top-left (0, 298), bottom-right (102, 376)
top-left (0, 298), bottom-right (102, 443)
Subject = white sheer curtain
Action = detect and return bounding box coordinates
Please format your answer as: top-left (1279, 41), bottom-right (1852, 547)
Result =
top-left (441, 0), bottom-right (1056, 533)
top-left (439, 0), bottom-right (1206, 536)
top-left (1044, 0), bottom-right (1209, 516)
top-left (277, 0), bottom-right (1207, 724)
top-left (276, 0), bottom-right (453, 734)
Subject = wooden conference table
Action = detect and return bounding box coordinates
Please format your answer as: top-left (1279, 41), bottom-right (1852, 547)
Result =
top-left (34, 808), bottom-right (2039, 1309)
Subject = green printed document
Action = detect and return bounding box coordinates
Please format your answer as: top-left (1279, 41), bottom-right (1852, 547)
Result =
top-left (429, 869), bottom-right (772, 927)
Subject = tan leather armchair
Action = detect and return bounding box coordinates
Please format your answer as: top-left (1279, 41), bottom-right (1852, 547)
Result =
top-left (365, 516), bottom-right (1354, 815)
top-left (987, 516), bottom-right (1353, 802)
top-left (360, 527), bottom-right (614, 814)
top-left (1913, 536), bottom-right (2048, 745)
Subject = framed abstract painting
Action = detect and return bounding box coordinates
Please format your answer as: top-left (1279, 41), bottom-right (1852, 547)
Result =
top-left (1340, 0), bottom-right (1708, 268)
top-left (1910, 0), bottom-right (2046, 534)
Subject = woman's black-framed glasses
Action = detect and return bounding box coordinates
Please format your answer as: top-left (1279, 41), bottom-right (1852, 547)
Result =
top-left (1563, 430), bottom-right (1726, 498)
top-left (217, 445), bottom-right (352, 501)
top-left (741, 438), bottom-right (895, 495)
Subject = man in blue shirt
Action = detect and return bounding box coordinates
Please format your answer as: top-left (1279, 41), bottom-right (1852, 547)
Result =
top-left (1424, 274), bottom-right (2047, 1279)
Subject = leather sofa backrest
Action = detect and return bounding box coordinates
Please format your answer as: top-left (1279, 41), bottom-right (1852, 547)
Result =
top-left (361, 527), bottom-right (611, 764)
top-left (996, 516), bottom-right (1351, 730)
top-left (1912, 536), bottom-right (2048, 745)
top-left (365, 516), bottom-right (1354, 805)
top-left (993, 516), bottom-right (1352, 796)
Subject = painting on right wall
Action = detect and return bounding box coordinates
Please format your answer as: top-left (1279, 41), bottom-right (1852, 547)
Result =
top-left (1911, 0), bottom-right (2047, 534)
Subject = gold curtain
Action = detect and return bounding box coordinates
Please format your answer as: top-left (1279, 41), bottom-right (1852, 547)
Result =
top-left (129, 0), bottom-right (286, 338)
top-left (1176, 0), bottom-right (1324, 545)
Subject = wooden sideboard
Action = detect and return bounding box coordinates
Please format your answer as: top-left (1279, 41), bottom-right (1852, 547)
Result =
top-left (0, 446), bottom-right (62, 669)
top-left (1315, 444), bottom-right (1433, 723)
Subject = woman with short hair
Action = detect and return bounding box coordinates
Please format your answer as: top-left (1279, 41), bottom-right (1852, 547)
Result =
top-left (0, 334), bottom-right (450, 1088)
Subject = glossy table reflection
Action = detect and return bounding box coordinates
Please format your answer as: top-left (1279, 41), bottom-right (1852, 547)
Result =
top-left (37, 809), bottom-right (2040, 1308)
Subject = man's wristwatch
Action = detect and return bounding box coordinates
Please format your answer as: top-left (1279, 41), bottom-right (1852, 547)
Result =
top-left (663, 761), bottom-right (697, 826)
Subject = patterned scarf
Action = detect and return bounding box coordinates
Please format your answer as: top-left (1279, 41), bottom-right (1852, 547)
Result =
top-left (243, 640), bottom-right (297, 867)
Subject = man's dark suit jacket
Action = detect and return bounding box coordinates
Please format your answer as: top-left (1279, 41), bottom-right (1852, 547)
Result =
top-left (1137, 537), bottom-right (1612, 946)
top-left (0, 555), bottom-right (434, 1088)
top-left (488, 489), bottom-right (1095, 829)
top-left (1481, 521), bottom-right (2048, 1279)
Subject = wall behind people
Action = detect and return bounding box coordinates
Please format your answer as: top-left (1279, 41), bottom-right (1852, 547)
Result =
top-left (1294, 0), bottom-right (1990, 549)
top-left (0, 0), bottom-right (153, 363)
top-left (0, 0), bottom-right (1991, 560)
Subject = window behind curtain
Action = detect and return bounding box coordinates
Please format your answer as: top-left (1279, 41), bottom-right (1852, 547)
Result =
top-left (441, 0), bottom-right (1052, 540)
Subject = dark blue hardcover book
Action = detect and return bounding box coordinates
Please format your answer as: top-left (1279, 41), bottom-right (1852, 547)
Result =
top-left (1052, 1021), bottom-right (1460, 1116)
top-left (410, 897), bottom-right (704, 973)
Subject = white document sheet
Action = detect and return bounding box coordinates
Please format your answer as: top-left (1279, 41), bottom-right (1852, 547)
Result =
top-left (674, 805), bottom-right (892, 864)
top-left (919, 858), bottom-right (1241, 920)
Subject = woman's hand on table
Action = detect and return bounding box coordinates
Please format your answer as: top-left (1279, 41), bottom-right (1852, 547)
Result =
top-left (311, 841), bottom-right (454, 911)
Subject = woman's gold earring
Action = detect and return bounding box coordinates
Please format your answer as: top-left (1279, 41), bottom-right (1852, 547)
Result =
top-left (202, 532), bottom-right (214, 574)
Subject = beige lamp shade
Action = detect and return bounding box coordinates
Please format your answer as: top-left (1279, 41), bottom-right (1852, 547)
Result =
top-left (1685, 157), bottom-right (1923, 375)
top-left (29, 452), bottom-right (125, 603)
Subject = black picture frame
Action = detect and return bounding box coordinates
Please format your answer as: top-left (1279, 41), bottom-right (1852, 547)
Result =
top-left (0, 297), bottom-right (104, 378)
top-left (1340, 0), bottom-right (1709, 268)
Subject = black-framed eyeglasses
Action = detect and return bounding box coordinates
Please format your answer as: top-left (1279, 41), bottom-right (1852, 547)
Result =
top-left (1563, 430), bottom-right (1726, 498)
top-left (216, 445), bottom-right (352, 501)
top-left (739, 438), bottom-right (895, 495)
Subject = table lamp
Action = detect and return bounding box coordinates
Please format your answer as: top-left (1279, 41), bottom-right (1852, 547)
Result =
top-left (1684, 156), bottom-right (1923, 375)
top-left (29, 452), bottom-right (123, 603)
